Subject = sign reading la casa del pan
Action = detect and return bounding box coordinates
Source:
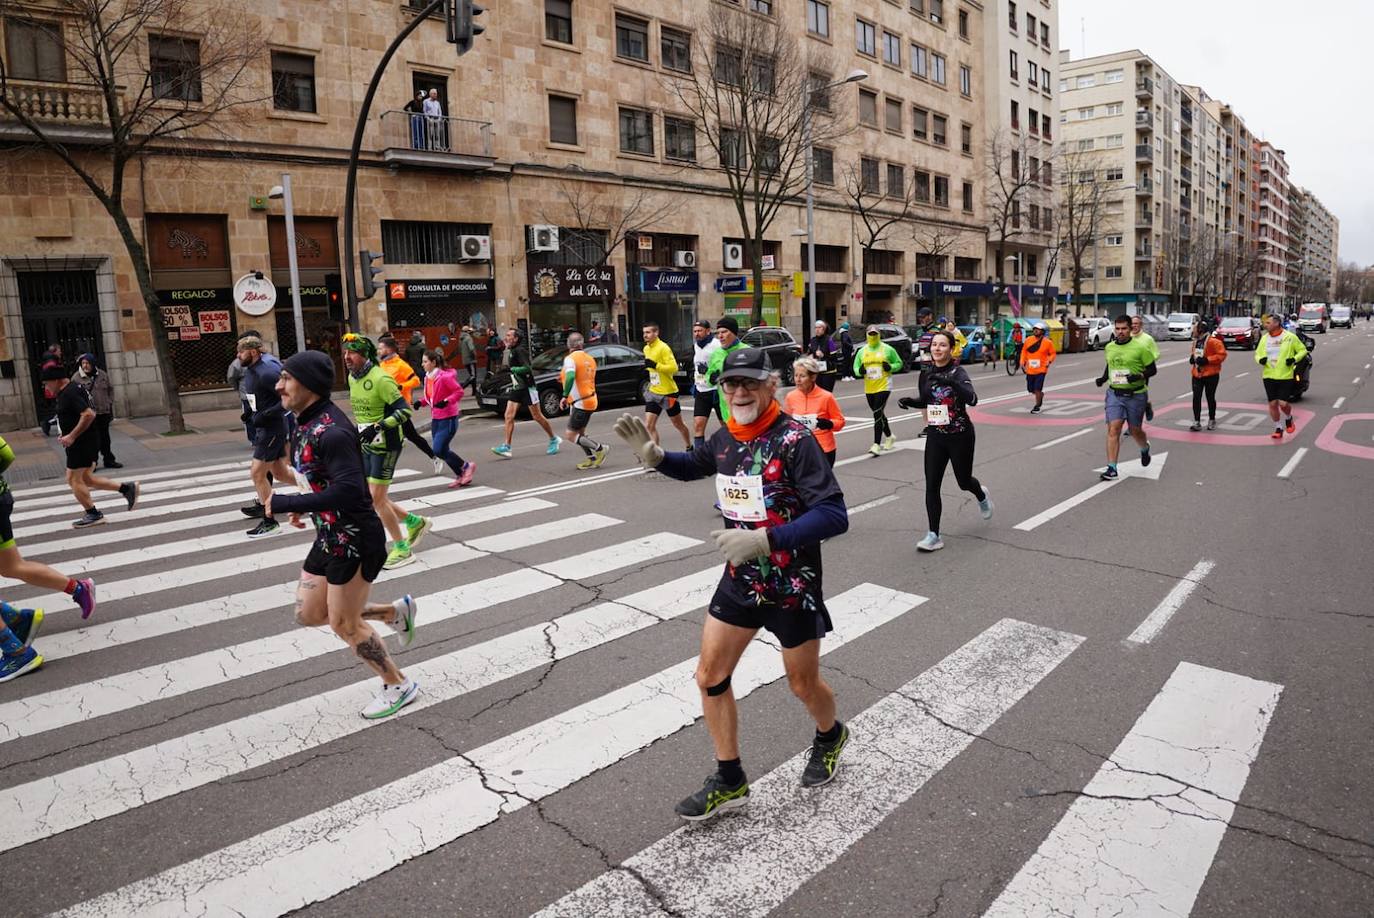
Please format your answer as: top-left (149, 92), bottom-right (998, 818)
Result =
top-left (527, 264), bottom-right (616, 302)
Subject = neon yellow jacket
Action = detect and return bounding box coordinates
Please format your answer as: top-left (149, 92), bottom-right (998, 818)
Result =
top-left (1254, 330), bottom-right (1307, 380)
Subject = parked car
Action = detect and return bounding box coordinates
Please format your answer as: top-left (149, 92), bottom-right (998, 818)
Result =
top-left (863, 323), bottom-right (913, 371)
top-left (1166, 312), bottom-right (1200, 340)
top-left (1298, 303), bottom-right (1328, 334)
top-left (473, 343), bottom-right (649, 417)
top-left (956, 325), bottom-right (992, 363)
top-left (737, 326), bottom-right (805, 384)
top-left (1086, 316), bottom-right (1115, 349)
top-left (1329, 305), bottom-right (1353, 329)
top-left (1216, 316), bottom-right (1261, 349)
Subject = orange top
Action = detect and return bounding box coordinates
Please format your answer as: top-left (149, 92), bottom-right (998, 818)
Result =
top-left (784, 386), bottom-right (846, 453)
top-left (1019, 335), bottom-right (1056, 375)
top-left (380, 355), bottom-right (422, 402)
top-left (561, 349), bottom-right (599, 412)
top-left (1191, 335), bottom-right (1228, 378)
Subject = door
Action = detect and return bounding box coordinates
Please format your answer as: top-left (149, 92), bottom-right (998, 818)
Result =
top-left (18, 270), bottom-right (104, 423)
top-left (411, 73), bottom-right (448, 150)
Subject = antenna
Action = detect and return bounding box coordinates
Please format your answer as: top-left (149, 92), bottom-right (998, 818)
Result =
top-left (1081, 17), bottom-right (1086, 58)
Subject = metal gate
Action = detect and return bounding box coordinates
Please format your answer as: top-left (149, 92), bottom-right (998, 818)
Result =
top-left (18, 270), bottom-right (104, 423)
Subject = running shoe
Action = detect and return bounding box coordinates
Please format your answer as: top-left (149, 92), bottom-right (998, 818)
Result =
top-left (1285, 418), bottom-right (1296, 434)
top-left (1189, 421), bottom-right (1202, 432)
top-left (361, 678), bottom-right (420, 720)
top-left (119, 481), bottom-right (140, 511)
top-left (384, 544), bottom-right (416, 570)
top-left (576, 455), bottom-right (598, 470)
top-left (0, 648), bottom-right (42, 684)
top-left (546, 437), bottom-right (561, 455)
top-left (801, 722), bottom-right (851, 788)
top-left (72, 578), bottom-right (96, 619)
top-left (241, 501), bottom-right (266, 518)
top-left (432, 457), bottom-right (446, 475)
top-left (1270, 428), bottom-right (1283, 440)
top-left (674, 771), bottom-right (750, 822)
top-left (393, 595), bottom-right (419, 648)
top-left (590, 445), bottom-right (610, 468)
top-left (868, 443), bottom-right (882, 457)
top-left (1206, 419), bottom-right (1217, 431)
top-left (881, 435), bottom-right (897, 451)
top-left (72, 508), bottom-right (105, 529)
top-left (491, 444), bottom-right (512, 459)
top-left (1145, 402), bottom-right (1155, 422)
top-left (103, 460), bottom-right (124, 469)
top-left (1030, 405), bottom-right (1041, 414)
top-left (916, 531), bottom-right (944, 552)
top-left (9, 608), bottom-right (43, 649)
top-left (246, 518), bottom-right (280, 539)
top-left (1140, 443), bottom-right (1152, 467)
top-left (405, 515), bottom-right (432, 549)
top-left (1100, 466), bottom-right (1120, 481)
top-left (978, 488), bottom-right (994, 521)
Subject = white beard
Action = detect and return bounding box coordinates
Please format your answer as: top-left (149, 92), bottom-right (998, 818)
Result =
top-left (731, 400), bottom-right (761, 425)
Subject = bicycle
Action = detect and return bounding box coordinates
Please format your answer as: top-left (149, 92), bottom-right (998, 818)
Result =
top-left (1004, 342), bottom-right (1022, 375)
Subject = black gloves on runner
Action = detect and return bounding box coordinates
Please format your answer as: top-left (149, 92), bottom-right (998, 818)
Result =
top-left (1286, 357), bottom-right (1296, 366)
top-left (644, 359), bottom-right (657, 369)
top-left (1259, 356), bottom-right (1268, 365)
top-left (815, 418), bottom-right (834, 430)
top-left (897, 397), bottom-right (923, 410)
top-left (1194, 356), bottom-right (1207, 367)
top-left (433, 399), bottom-right (448, 409)
top-left (1095, 374), bottom-right (1107, 387)
top-left (356, 424), bottom-right (378, 445)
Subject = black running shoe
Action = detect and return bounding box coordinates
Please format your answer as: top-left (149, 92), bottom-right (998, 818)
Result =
top-left (241, 501), bottom-right (266, 518)
top-left (674, 771), bottom-right (750, 822)
top-left (246, 518), bottom-right (280, 539)
top-left (801, 723), bottom-right (851, 787)
top-left (1145, 401), bottom-right (1155, 422)
top-left (119, 481), bottom-right (140, 511)
top-left (72, 508), bottom-right (105, 528)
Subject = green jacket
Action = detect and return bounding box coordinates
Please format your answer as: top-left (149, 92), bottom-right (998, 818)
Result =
top-left (347, 362), bottom-right (411, 452)
top-left (706, 340), bottom-right (748, 421)
top-left (1254, 330), bottom-right (1308, 380)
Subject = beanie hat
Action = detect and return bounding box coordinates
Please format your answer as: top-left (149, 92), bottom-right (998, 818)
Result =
top-left (41, 364), bottom-right (67, 382)
top-left (283, 350), bottom-right (335, 399)
top-left (716, 316), bottom-right (740, 335)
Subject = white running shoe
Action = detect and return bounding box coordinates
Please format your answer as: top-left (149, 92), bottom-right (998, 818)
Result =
top-left (881, 435), bottom-right (897, 451)
top-left (433, 457), bottom-right (446, 475)
top-left (393, 595), bottom-right (418, 647)
top-left (361, 679), bottom-right (420, 720)
top-left (978, 488), bottom-right (994, 521)
top-left (916, 531), bottom-right (944, 552)
top-left (868, 443), bottom-right (882, 456)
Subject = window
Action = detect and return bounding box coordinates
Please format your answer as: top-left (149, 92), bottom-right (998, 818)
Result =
top-left (1076, 106), bottom-right (1094, 120)
top-left (749, 0), bottom-right (773, 13)
top-left (382, 220), bottom-right (491, 264)
top-left (1105, 102), bottom-right (1122, 115)
top-left (148, 35), bottom-right (202, 102)
top-left (934, 175), bottom-right (949, 206)
top-left (1042, 114), bottom-right (1051, 137)
top-left (1077, 138), bottom-right (1094, 151)
top-left (813, 147), bottom-right (834, 185)
top-left (960, 122), bottom-right (972, 154)
top-left (962, 180), bottom-right (974, 212)
top-left (884, 97), bottom-right (902, 133)
top-left (886, 163), bottom-right (904, 198)
top-left (615, 14), bottom-right (649, 61)
top-left (750, 55), bottom-right (776, 93)
top-left (4, 17), bottom-right (65, 81)
top-left (1025, 253), bottom-right (1037, 277)
top-left (1029, 204), bottom-right (1039, 227)
top-left (1028, 61), bottom-right (1038, 85)
top-left (806, 0), bottom-right (830, 37)
top-left (1010, 100), bottom-right (1019, 129)
top-left (931, 53), bottom-right (945, 85)
top-left (883, 31), bottom-right (901, 66)
top-left (1104, 68), bottom-right (1124, 84)
top-left (720, 128), bottom-right (743, 169)
top-left (910, 0), bottom-right (925, 12)
top-left (855, 18), bottom-right (876, 56)
top-left (1029, 155), bottom-right (1039, 183)
top-left (1076, 169), bottom-right (1094, 184)
top-left (544, 0), bottom-right (572, 44)
top-left (1009, 50), bottom-right (1018, 81)
top-left (807, 72), bottom-right (832, 111)
top-left (1008, 1), bottom-right (1018, 30)
top-left (270, 51), bottom-right (315, 113)
top-left (1028, 107), bottom-right (1038, 134)
top-left (664, 117), bottom-right (696, 162)
top-left (1042, 68), bottom-right (1051, 92)
top-left (913, 170), bottom-right (931, 202)
top-left (958, 8), bottom-right (969, 39)
top-left (1040, 21), bottom-right (1050, 45)
top-left (1076, 74), bottom-right (1095, 89)
top-left (714, 46), bottom-right (741, 85)
top-left (928, 0), bottom-right (943, 24)
top-left (931, 113), bottom-right (947, 146)
top-left (1105, 134), bottom-right (1124, 149)
top-left (1105, 266), bottom-right (1124, 279)
top-left (910, 44), bottom-right (927, 78)
top-left (1012, 150), bottom-right (1020, 179)
top-left (860, 157), bottom-right (880, 194)
top-left (661, 27), bottom-right (691, 72)
top-left (911, 106), bottom-right (928, 140)
top-left (959, 64), bottom-right (971, 96)
top-left (1027, 13), bottom-right (1036, 36)
top-left (1105, 234), bottom-right (1123, 246)
top-left (548, 95), bottom-right (578, 145)
top-left (759, 136), bottom-right (780, 175)
top-left (858, 88), bottom-right (878, 126)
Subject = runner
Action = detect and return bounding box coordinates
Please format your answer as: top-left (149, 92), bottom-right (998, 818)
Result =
top-left (705, 317), bottom-right (748, 423)
top-left (377, 335), bottom-right (439, 468)
top-left (898, 330), bottom-right (993, 552)
top-left (783, 357), bottom-right (845, 466)
top-left (853, 326), bottom-right (903, 455)
top-left (1189, 319), bottom-right (1228, 431)
top-left (612, 346), bottom-right (851, 820)
top-left (236, 335), bottom-right (294, 538)
top-left (982, 316), bottom-right (997, 369)
top-left (912, 307), bottom-right (940, 370)
top-left (691, 319), bottom-right (722, 449)
top-left (1255, 313), bottom-right (1308, 440)
top-left (559, 333), bottom-right (609, 469)
top-left (836, 322), bottom-right (854, 378)
top-left (642, 322), bottom-right (691, 449)
top-left (491, 327), bottom-right (559, 459)
top-left (419, 349), bottom-right (475, 488)
top-left (1010, 322), bottom-right (1025, 365)
top-left (42, 365), bottom-right (139, 528)
top-left (1019, 324), bottom-right (1057, 413)
top-left (806, 321), bottom-right (839, 392)
top-left (1130, 315), bottom-right (1161, 422)
top-left (268, 350), bottom-right (420, 720)
top-left (1095, 315), bottom-right (1157, 480)
top-left (341, 333), bottom-right (431, 569)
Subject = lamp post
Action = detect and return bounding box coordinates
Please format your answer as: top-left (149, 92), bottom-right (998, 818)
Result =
top-left (803, 68), bottom-right (867, 334)
top-left (269, 175), bottom-right (306, 355)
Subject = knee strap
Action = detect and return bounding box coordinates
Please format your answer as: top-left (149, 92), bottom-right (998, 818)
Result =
top-left (705, 674), bottom-right (733, 697)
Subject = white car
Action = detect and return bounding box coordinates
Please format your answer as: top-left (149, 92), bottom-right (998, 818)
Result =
top-left (1166, 312), bottom-right (1199, 340)
top-left (1086, 316), bottom-right (1115, 349)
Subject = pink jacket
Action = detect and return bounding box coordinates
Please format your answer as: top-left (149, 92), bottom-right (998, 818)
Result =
top-left (423, 367), bottom-right (464, 419)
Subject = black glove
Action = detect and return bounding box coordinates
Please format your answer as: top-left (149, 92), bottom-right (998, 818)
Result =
top-left (1095, 375), bottom-right (1107, 388)
top-left (357, 424), bottom-right (378, 445)
top-left (433, 399), bottom-right (448, 409)
top-left (1286, 357), bottom-right (1295, 366)
top-left (1194, 356), bottom-right (1208, 367)
top-left (815, 417), bottom-right (834, 430)
top-left (695, 362), bottom-right (708, 376)
top-left (897, 397), bottom-right (922, 410)
top-left (644, 358), bottom-right (657, 369)
top-left (1126, 373), bottom-right (1144, 383)
top-left (1259, 356), bottom-right (1268, 366)
top-left (240, 410), bottom-right (253, 423)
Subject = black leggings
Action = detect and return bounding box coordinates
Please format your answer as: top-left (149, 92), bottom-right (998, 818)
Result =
top-left (924, 430), bottom-right (985, 534)
top-left (1192, 375), bottom-right (1219, 421)
top-left (866, 391), bottom-right (891, 445)
top-left (402, 418), bottom-right (436, 459)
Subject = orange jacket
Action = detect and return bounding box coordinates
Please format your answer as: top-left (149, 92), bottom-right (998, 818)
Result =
top-left (784, 386), bottom-right (846, 453)
top-left (1191, 335), bottom-right (1228, 378)
top-left (1019, 335), bottom-right (1056, 375)
top-left (380, 355), bottom-right (422, 403)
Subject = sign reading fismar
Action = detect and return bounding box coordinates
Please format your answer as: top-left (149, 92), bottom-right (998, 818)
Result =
top-left (527, 264), bottom-right (615, 302)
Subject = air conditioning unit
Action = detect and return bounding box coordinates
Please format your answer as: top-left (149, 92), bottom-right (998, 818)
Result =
top-left (723, 242), bottom-right (744, 270)
top-left (673, 250), bottom-right (697, 268)
top-left (530, 224), bottom-right (560, 253)
top-left (459, 234), bottom-right (491, 261)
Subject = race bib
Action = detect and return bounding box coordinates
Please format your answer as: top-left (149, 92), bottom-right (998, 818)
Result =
top-left (1110, 368), bottom-right (1130, 386)
top-left (648, 370), bottom-right (661, 388)
top-left (245, 393), bottom-right (257, 411)
top-left (865, 365), bottom-right (884, 381)
top-left (926, 404), bottom-right (950, 426)
top-left (796, 414), bottom-right (818, 430)
top-left (527, 387), bottom-right (538, 403)
top-left (1193, 348), bottom-right (1204, 359)
top-left (1028, 359), bottom-right (1041, 370)
top-left (716, 474), bottom-right (766, 523)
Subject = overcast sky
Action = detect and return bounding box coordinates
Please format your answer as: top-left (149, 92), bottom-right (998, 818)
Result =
top-left (1059, 0), bottom-right (1373, 266)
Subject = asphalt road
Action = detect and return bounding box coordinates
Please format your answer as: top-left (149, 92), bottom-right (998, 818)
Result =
top-left (3, 325), bottom-right (1372, 917)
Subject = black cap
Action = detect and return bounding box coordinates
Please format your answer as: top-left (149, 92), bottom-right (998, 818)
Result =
top-left (716, 316), bottom-right (740, 335)
top-left (694, 318), bottom-right (713, 330)
top-left (718, 346), bottom-right (771, 382)
top-left (918, 306), bottom-right (933, 317)
top-left (283, 350), bottom-right (335, 399)
top-left (41, 364), bottom-right (67, 382)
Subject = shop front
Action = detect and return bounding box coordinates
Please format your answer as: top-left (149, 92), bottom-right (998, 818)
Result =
top-left (147, 213), bottom-right (238, 394)
top-left (630, 268), bottom-right (698, 351)
top-left (716, 275), bottom-right (781, 329)
top-left (384, 277), bottom-right (496, 370)
top-left (526, 264), bottom-right (615, 354)
top-left (266, 216), bottom-right (345, 373)
top-left (918, 281), bottom-right (995, 325)
top-left (1019, 284), bottom-right (1061, 319)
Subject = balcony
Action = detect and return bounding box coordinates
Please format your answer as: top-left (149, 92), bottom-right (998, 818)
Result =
top-left (1180, 165), bottom-right (1193, 184)
top-left (1135, 211), bottom-right (1153, 229)
top-left (1135, 144), bottom-right (1154, 162)
top-left (1135, 77), bottom-right (1154, 97)
top-left (1135, 177), bottom-right (1154, 195)
top-left (1180, 222), bottom-right (1192, 240)
top-left (379, 111), bottom-right (495, 171)
top-left (0, 79), bottom-right (119, 145)
top-left (1180, 194), bottom-right (1192, 212)
top-left (1181, 106), bottom-right (1193, 126)
top-left (1134, 242), bottom-right (1153, 260)
top-left (1135, 110), bottom-right (1153, 128)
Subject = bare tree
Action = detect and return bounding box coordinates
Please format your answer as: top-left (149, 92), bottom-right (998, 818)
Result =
top-left (668, 6), bottom-right (845, 325)
top-left (841, 159), bottom-right (920, 322)
top-left (0, 0), bottom-right (264, 431)
top-left (538, 179), bottom-right (677, 268)
top-left (1054, 147), bottom-right (1120, 315)
top-left (911, 221), bottom-right (962, 320)
top-left (983, 129), bottom-right (1053, 312)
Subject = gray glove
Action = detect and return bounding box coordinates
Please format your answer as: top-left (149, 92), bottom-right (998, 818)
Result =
top-left (710, 527), bottom-right (772, 566)
top-left (613, 414), bottom-right (664, 468)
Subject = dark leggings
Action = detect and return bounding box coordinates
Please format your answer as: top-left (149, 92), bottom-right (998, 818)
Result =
top-left (924, 430), bottom-right (985, 534)
top-left (402, 418), bottom-right (436, 459)
top-left (867, 391), bottom-right (891, 445)
top-left (824, 450), bottom-right (836, 468)
top-left (1192, 375), bottom-right (1219, 421)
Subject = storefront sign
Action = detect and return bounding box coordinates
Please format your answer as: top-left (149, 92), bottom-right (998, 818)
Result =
top-left (198, 309), bottom-right (232, 334)
top-left (158, 287), bottom-right (232, 306)
top-left (637, 269), bottom-right (699, 293)
top-left (233, 273), bottom-right (278, 316)
top-left (161, 304), bottom-right (193, 328)
top-left (916, 281), bottom-right (996, 297)
top-left (179, 324), bottom-right (202, 341)
top-left (385, 278), bottom-right (496, 305)
top-left (275, 284), bottom-right (330, 308)
top-left (527, 265), bottom-right (615, 302)
top-left (1022, 285), bottom-right (1061, 298)
top-left (714, 276), bottom-right (782, 294)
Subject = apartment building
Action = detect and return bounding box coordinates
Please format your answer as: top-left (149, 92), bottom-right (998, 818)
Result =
top-left (1256, 141), bottom-right (1290, 312)
top-left (0, 0), bottom-right (1012, 429)
top-left (1287, 186), bottom-right (1339, 303)
top-left (1199, 96), bottom-right (1263, 309)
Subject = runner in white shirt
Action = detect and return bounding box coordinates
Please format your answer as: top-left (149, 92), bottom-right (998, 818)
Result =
top-left (690, 319), bottom-right (722, 449)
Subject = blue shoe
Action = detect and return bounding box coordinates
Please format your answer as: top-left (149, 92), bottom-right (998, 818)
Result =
top-left (916, 531), bottom-right (944, 552)
top-left (9, 608), bottom-right (43, 649)
top-left (0, 648), bottom-right (42, 683)
top-left (977, 489), bottom-right (994, 521)
top-left (491, 444), bottom-right (512, 459)
top-left (1100, 465), bottom-right (1119, 481)
top-left (546, 437), bottom-right (561, 456)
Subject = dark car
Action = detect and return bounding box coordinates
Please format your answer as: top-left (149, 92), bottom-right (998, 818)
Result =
top-left (1216, 316), bottom-right (1260, 349)
top-left (473, 343), bottom-right (650, 417)
top-left (740, 326), bottom-right (805, 384)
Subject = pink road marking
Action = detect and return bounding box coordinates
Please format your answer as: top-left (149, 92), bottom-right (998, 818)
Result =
top-left (1314, 414), bottom-right (1374, 460)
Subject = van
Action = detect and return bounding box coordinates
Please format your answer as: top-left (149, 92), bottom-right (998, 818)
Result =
top-left (1330, 305), bottom-right (1353, 329)
top-left (1298, 303), bottom-right (1328, 334)
top-left (1166, 312), bottom-right (1199, 340)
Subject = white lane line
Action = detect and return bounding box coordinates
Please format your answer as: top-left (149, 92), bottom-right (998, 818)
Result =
top-left (1126, 560), bottom-right (1216, 644)
top-left (53, 583), bottom-right (924, 917)
top-left (835, 439), bottom-right (925, 467)
top-left (1174, 391), bottom-right (1191, 400)
top-left (505, 466), bottom-right (646, 499)
top-left (1333, 397), bottom-right (1346, 409)
top-left (1365, 364), bottom-right (1371, 370)
top-left (5, 509), bottom-right (246, 560)
top-left (534, 532), bottom-right (701, 579)
top-left (16, 467), bottom-right (255, 511)
top-left (849, 494), bottom-right (901, 515)
top-left (539, 619), bottom-right (1082, 918)
top-left (6, 566), bottom-right (724, 855)
top-left (983, 663), bottom-right (1281, 918)
top-left (1032, 426), bottom-right (1095, 451)
top-left (1354, 377), bottom-right (1363, 385)
top-left (1276, 447), bottom-right (1309, 480)
top-left (1235, 372), bottom-right (1250, 378)
top-left (16, 459), bottom-right (249, 498)
top-left (466, 513), bottom-right (620, 552)
top-left (1013, 454), bottom-right (1165, 532)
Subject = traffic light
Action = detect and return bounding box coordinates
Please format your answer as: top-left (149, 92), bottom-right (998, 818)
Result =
top-left (446, 0), bottom-right (485, 56)
top-left (324, 272), bottom-right (345, 322)
top-left (359, 249), bottom-right (384, 300)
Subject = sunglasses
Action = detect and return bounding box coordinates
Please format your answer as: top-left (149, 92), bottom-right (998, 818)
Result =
top-left (720, 378), bottom-right (764, 392)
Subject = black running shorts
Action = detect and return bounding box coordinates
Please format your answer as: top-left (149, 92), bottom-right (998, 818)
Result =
top-left (252, 424), bottom-right (288, 463)
top-left (303, 536), bottom-right (386, 586)
top-left (362, 446), bottom-right (401, 484)
top-left (64, 439), bottom-right (99, 471)
top-left (645, 393), bottom-right (681, 417)
top-left (708, 582), bottom-right (833, 650)
top-left (0, 491), bottom-right (15, 550)
top-left (694, 392), bottom-right (722, 420)
top-left (568, 407), bottom-right (594, 431)
top-left (1262, 377), bottom-right (1296, 403)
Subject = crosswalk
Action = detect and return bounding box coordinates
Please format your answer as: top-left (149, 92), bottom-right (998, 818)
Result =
top-left (0, 460), bottom-right (1286, 917)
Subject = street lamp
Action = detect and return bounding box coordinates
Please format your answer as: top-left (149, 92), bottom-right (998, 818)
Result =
top-left (268, 175), bottom-right (306, 356)
top-left (1092, 182), bottom-right (1136, 317)
top-left (804, 68), bottom-right (867, 333)
top-left (1004, 254), bottom-right (1020, 319)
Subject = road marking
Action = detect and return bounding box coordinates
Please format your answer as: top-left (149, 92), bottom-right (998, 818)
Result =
top-left (5, 566), bottom-right (724, 854)
top-left (1014, 453), bottom-right (1168, 532)
top-left (534, 531), bottom-right (701, 579)
top-left (1235, 371), bottom-right (1250, 378)
top-left (505, 466), bottom-right (646, 499)
top-left (1126, 559), bottom-right (1216, 644)
top-left (1333, 397), bottom-right (1346, 409)
top-left (849, 494), bottom-right (901, 514)
top-left (1174, 391), bottom-right (1191, 400)
top-left (1032, 426), bottom-right (1095, 451)
top-left (16, 467), bottom-right (255, 511)
top-left (1276, 446), bottom-right (1308, 480)
top-left (15, 459), bottom-right (249, 498)
top-left (983, 663), bottom-right (1281, 918)
top-left (538, 619), bottom-right (1082, 918)
top-left (835, 439), bottom-right (925, 467)
top-left (54, 583), bottom-right (925, 917)
top-left (1354, 377), bottom-right (1363, 385)
top-left (1365, 364), bottom-right (1371, 370)
top-left (466, 512), bottom-right (619, 552)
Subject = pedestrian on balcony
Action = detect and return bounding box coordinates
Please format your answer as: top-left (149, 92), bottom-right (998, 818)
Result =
top-left (403, 91), bottom-right (425, 150)
top-left (423, 88), bottom-right (445, 151)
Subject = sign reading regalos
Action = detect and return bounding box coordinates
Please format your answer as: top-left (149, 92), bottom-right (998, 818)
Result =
top-left (233, 272), bottom-right (278, 316)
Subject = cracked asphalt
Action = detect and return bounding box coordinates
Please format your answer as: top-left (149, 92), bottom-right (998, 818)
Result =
top-left (3, 328), bottom-right (1372, 917)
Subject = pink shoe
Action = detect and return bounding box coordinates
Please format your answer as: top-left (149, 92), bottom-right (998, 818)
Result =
top-left (457, 461), bottom-right (476, 487)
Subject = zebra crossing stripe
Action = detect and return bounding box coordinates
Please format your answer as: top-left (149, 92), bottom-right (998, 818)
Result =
top-left (15, 459), bottom-right (249, 498)
top-left (982, 662), bottom-right (1281, 918)
top-left (16, 467), bottom-right (256, 511)
top-left (50, 582), bottom-right (923, 918)
top-left (535, 532), bottom-right (703, 579)
top-left (7, 566), bottom-right (725, 856)
top-left (538, 618), bottom-right (1083, 918)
